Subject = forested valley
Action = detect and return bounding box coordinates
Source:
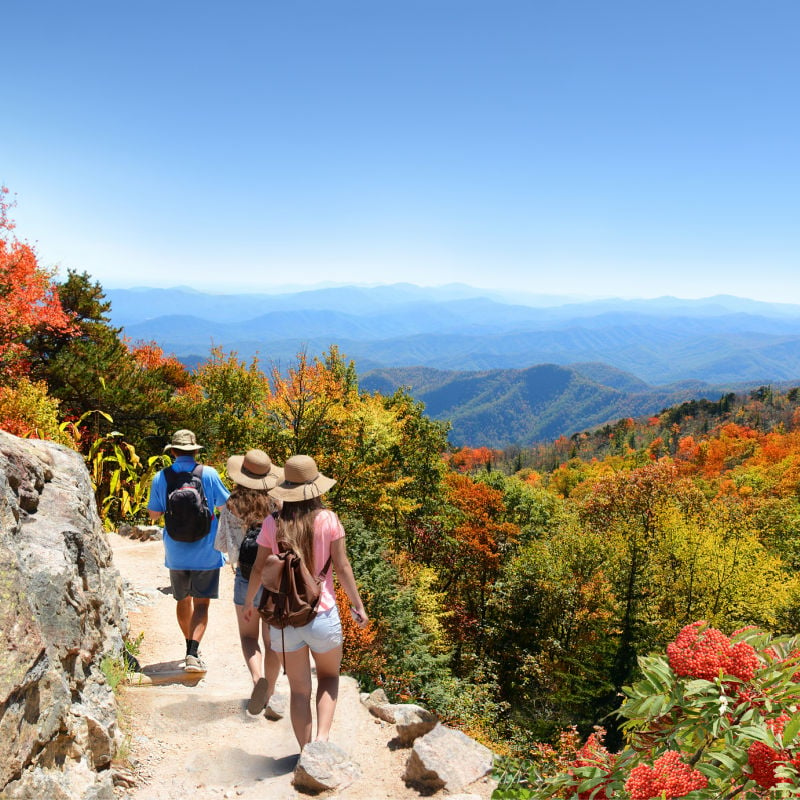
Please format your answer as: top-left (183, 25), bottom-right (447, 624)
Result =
top-left (5, 191), bottom-right (800, 798)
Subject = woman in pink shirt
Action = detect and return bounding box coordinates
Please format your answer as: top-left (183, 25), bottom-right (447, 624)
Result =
top-left (243, 455), bottom-right (368, 750)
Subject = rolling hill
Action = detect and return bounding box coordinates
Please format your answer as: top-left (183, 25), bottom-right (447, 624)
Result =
top-left (105, 284), bottom-right (800, 446)
top-left (360, 363), bottom-right (728, 447)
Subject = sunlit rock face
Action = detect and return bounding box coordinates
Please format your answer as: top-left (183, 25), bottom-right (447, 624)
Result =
top-left (0, 430), bottom-right (127, 800)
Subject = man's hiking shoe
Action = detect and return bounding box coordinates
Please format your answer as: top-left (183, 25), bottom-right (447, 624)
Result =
top-left (184, 654), bottom-right (207, 673)
top-left (265, 692), bottom-right (287, 720)
top-left (246, 677), bottom-right (269, 717)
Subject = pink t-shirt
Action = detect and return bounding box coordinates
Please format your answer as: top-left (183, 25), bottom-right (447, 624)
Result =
top-left (257, 509), bottom-right (344, 612)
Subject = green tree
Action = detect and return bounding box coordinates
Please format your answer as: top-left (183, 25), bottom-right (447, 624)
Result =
top-left (27, 270), bottom-right (190, 454)
top-left (384, 387), bottom-right (450, 525)
top-left (486, 518), bottom-right (617, 745)
top-left (188, 346), bottom-right (273, 461)
top-left (576, 463), bottom-right (704, 699)
top-left (342, 517), bottom-right (452, 701)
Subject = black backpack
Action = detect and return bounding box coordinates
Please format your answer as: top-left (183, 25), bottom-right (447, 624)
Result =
top-left (237, 524), bottom-right (261, 580)
top-left (237, 511), bottom-right (278, 580)
top-left (163, 465), bottom-right (213, 542)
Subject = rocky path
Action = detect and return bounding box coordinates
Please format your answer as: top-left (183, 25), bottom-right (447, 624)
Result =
top-left (109, 532), bottom-right (495, 800)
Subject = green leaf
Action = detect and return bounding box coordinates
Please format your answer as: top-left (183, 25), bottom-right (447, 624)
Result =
top-left (645, 657), bottom-right (674, 686)
top-left (639, 695), bottom-right (665, 716)
top-left (710, 751), bottom-right (742, 772)
top-left (576, 769), bottom-right (610, 792)
top-left (696, 762), bottom-right (726, 781)
top-left (782, 712), bottom-right (800, 747)
top-left (683, 678), bottom-right (716, 695)
top-left (738, 724), bottom-right (773, 744)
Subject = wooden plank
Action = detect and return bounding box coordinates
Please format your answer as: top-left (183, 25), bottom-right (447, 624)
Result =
top-left (125, 669), bottom-right (205, 687)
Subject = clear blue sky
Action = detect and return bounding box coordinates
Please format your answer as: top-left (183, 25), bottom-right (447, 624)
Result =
top-left (2, 1), bottom-right (799, 302)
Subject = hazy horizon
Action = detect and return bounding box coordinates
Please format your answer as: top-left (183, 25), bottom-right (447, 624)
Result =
top-left (104, 281), bottom-right (800, 312)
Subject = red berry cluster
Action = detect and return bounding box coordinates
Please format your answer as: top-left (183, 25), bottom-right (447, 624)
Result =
top-left (748, 741), bottom-right (785, 788)
top-left (572, 730), bottom-right (615, 799)
top-left (625, 750), bottom-right (708, 799)
top-left (746, 713), bottom-right (800, 789)
top-left (666, 621), bottom-right (759, 682)
top-left (747, 744), bottom-right (800, 788)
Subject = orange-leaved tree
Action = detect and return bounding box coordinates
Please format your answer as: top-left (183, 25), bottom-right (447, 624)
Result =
top-left (266, 347), bottom-right (355, 459)
top-left (431, 472), bottom-right (519, 668)
top-left (335, 585), bottom-right (386, 686)
top-left (0, 188), bottom-right (76, 382)
top-left (446, 446), bottom-right (501, 473)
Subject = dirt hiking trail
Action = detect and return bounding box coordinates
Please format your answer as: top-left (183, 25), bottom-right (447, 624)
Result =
top-left (110, 532), bottom-right (495, 800)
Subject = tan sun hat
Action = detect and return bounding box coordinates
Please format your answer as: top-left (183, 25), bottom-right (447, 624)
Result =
top-left (164, 429), bottom-right (203, 453)
top-left (268, 455), bottom-right (336, 502)
top-left (227, 449), bottom-right (284, 491)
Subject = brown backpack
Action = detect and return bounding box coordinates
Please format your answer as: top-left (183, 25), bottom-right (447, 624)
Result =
top-left (257, 543), bottom-right (332, 629)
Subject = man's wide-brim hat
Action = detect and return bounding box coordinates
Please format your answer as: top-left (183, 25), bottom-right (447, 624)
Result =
top-left (268, 455), bottom-right (336, 502)
top-left (227, 449), bottom-right (284, 491)
top-left (164, 429), bottom-right (203, 453)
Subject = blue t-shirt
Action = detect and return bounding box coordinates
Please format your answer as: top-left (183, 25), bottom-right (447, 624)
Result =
top-left (148, 455), bottom-right (229, 570)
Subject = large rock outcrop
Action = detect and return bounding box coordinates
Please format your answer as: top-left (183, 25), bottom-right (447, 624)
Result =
top-left (0, 430), bottom-right (128, 799)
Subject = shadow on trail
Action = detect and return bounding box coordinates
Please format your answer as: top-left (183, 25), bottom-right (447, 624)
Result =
top-left (180, 744), bottom-right (298, 781)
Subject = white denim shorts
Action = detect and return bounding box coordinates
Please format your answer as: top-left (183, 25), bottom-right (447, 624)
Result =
top-left (270, 606), bottom-right (343, 654)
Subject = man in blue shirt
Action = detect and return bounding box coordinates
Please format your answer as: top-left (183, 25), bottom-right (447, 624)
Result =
top-left (148, 429), bottom-right (230, 673)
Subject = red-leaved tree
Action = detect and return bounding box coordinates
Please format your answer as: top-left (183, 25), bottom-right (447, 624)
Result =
top-left (0, 188), bottom-right (76, 381)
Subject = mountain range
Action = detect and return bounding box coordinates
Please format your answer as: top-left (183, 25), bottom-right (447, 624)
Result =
top-left (106, 284), bottom-right (800, 446)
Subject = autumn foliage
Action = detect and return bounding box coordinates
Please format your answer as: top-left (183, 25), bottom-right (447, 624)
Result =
top-left (0, 187), bottom-right (76, 379)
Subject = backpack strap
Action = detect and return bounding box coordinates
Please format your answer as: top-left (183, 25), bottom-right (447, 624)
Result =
top-left (192, 464), bottom-right (207, 504)
top-left (163, 465), bottom-right (179, 491)
top-left (277, 554), bottom-right (291, 673)
top-left (317, 555), bottom-right (332, 581)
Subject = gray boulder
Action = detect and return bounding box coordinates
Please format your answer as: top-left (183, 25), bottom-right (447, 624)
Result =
top-left (393, 704), bottom-right (439, 745)
top-left (117, 523), bottom-right (161, 541)
top-left (0, 430), bottom-right (128, 799)
top-left (293, 740), bottom-right (361, 793)
top-left (404, 723), bottom-right (494, 793)
top-left (361, 687), bottom-right (395, 722)
top-left (361, 689), bottom-right (438, 742)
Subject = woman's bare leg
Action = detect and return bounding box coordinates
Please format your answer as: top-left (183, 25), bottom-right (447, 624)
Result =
top-left (310, 644), bottom-right (342, 742)
top-left (262, 620), bottom-right (281, 703)
top-left (236, 602), bottom-right (263, 684)
top-left (282, 646), bottom-right (313, 748)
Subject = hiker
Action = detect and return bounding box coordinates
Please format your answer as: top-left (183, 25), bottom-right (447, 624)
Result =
top-left (147, 429), bottom-right (230, 673)
top-left (214, 448), bottom-right (284, 718)
top-left (243, 454), bottom-right (368, 749)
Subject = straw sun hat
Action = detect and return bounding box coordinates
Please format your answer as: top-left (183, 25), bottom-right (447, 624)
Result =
top-left (268, 455), bottom-right (336, 502)
top-left (164, 429), bottom-right (203, 453)
top-left (227, 449), bottom-right (284, 491)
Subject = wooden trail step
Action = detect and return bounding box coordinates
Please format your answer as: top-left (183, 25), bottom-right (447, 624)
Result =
top-left (125, 666), bottom-right (205, 687)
